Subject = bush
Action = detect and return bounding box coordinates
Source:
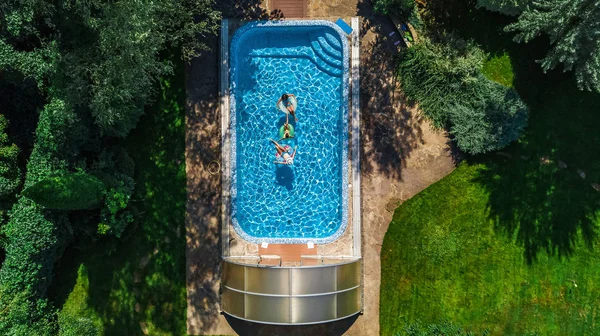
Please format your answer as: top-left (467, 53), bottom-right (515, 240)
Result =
top-left (0, 115), bottom-right (21, 199)
top-left (397, 36), bottom-right (528, 154)
top-left (397, 36), bottom-right (485, 127)
top-left (374, 0), bottom-right (415, 15)
top-left (23, 173), bottom-right (105, 210)
top-left (448, 77), bottom-right (528, 154)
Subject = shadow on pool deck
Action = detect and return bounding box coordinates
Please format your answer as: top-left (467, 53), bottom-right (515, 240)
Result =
top-left (356, 1), bottom-right (430, 182)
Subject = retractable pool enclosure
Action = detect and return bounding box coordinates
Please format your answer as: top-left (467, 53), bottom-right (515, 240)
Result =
top-left (222, 258), bottom-right (362, 324)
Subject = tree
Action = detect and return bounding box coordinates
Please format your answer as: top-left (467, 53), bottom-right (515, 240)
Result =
top-left (449, 78), bottom-right (528, 154)
top-left (476, 0), bottom-right (533, 16)
top-left (397, 36), bottom-right (528, 154)
top-left (23, 173), bottom-right (105, 210)
top-left (0, 115), bottom-right (20, 199)
top-left (505, 0), bottom-right (600, 92)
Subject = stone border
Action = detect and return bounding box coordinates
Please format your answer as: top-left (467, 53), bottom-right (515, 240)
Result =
top-left (227, 20), bottom-right (350, 244)
top-left (351, 17), bottom-right (361, 257)
top-left (220, 19), bottom-right (231, 257)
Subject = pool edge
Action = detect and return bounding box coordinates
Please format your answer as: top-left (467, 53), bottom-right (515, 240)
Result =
top-left (227, 20), bottom-right (351, 245)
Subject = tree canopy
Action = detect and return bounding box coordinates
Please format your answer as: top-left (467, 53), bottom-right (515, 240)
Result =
top-left (476, 0), bottom-right (532, 16)
top-left (0, 0), bottom-right (220, 333)
top-left (505, 0), bottom-right (600, 92)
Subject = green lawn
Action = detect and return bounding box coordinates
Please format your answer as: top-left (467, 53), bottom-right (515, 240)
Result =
top-left (49, 57), bottom-right (187, 335)
top-left (381, 163), bottom-right (600, 335)
top-left (381, 4), bottom-right (600, 336)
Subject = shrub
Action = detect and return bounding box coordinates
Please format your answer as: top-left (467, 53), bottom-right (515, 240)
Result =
top-left (0, 115), bottom-right (21, 199)
top-left (23, 173), bottom-right (105, 210)
top-left (397, 36), bottom-right (528, 154)
top-left (397, 36), bottom-right (485, 127)
top-left (448, 77), bottom-right (528, 154)
top-left (374, 0), bottom-right (416, 15)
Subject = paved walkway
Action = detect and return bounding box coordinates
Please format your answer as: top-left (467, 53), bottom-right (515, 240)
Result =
top-left (185, 1), bottom-right (456, 335)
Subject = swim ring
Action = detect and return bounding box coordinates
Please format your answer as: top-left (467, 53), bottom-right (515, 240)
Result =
top-left (278, 95), bottom-right (297, 114)
top-left (279, 124), bottom-right (295, 138)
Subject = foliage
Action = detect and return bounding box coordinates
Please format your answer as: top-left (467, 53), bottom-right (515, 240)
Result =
top-left (0, 291), bottom-right (57, 335)
top-left (98, 183), bottom-right (134, 238)
top-left (0, 39), bottom-right (57, 89)
top-left (50, 0), bottom-right (220, 137)
top-left (397, 36), bottom-right (528, 154)
top-left (23, 173), bottom-right (105, 210)
top-left (397, 36), bottom-right (485, 126)
top-left (0, 0), bottom-right (219, 331)
top-left (449, 78), bottom-right (528, 154)
top-left (374, 0), bottom-right (415, 15)
top-left (0, 100), bottom-right (76, 334)
top-left (476, 0), bottom-right (532, 16)
top-left (50, 64), bottom-right (188, 335)
top-left (0, 115), bottom-right (21, 199)
top-left (505, 0), bottom-right (600, 92)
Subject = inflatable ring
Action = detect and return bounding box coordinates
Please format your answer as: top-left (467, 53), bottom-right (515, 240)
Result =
top-left (278, 95), bottom-right (298, 114)
top-left (279, 124), bottom-right (295, 139)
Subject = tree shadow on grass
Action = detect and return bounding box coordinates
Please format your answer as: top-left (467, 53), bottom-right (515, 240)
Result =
top-left (475, 155), bottom-right (600, 264)
top-left (356, 1), bottom-right (427, 181)
top-left (423, 2), bottom-right (600, 263)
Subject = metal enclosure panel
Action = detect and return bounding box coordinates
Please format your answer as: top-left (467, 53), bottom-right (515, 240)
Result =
top-left (291, 267), bottom-right (337, 295)
top-left (336, 261), bottom-right (361, 290)
top-left (245, 294), bottom-right (291, 323)
top-left (221, 287), bottom-right (245, 318)
top-left (291, 295), bottom-right (337, 323)
top-left (336, 287), bottom-right (361, 317)
top-left (245, 267), bottom-right (290, 295)
top-left (223, 261), bottom-right (245, 290)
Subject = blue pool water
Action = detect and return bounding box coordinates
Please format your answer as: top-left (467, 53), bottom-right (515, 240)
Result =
top-left (230, 21), bottom-right (349, 243)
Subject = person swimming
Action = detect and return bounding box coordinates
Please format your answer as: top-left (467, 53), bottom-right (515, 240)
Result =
top-left (276, 93), bottom-right (298, 122)
top-left (270, 139), bottom-right (297, 165)
top-left (278, 112), bottom-right (294, 141)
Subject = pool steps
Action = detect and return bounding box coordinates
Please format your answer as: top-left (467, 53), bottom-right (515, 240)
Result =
top-left (248, 31), bottom-right (344, 77)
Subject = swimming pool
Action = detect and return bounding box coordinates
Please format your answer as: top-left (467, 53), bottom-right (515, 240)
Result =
top-left (230, 20), bottom-right (349, 243)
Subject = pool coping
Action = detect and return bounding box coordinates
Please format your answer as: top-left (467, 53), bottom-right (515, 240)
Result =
top-left (226, 20), bottom-right (351, 245)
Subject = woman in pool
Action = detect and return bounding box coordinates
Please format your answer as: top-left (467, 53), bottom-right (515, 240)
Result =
top-left (276, 93), bottom-right (298, 122)
top-left (270, 139), bottom-right (297, 165)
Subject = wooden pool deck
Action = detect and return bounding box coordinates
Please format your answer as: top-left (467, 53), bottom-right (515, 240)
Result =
top-left (271, 0), bottom-right (308, 18)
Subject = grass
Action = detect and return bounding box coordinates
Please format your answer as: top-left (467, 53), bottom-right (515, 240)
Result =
top-left (381, 3), bottom-right (600, 335)
top-left (380, 163), bottom-right (600, 335)
top-left (49, 56), bottom-right (187, 335)
top-left (482, 53), bottom-right (513, 87)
